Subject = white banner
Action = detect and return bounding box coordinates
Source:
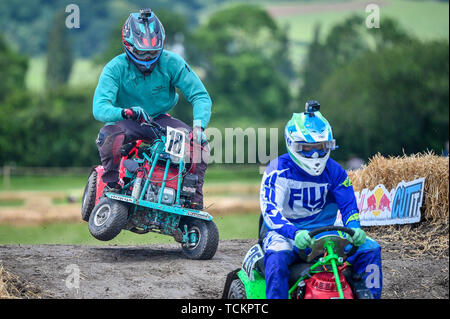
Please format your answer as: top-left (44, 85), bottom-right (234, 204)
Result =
top-left (336, 177), bottom-right (425, 226)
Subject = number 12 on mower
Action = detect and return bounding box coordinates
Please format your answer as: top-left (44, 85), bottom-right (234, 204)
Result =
top-left (165, 127), bottom-right (186, 159)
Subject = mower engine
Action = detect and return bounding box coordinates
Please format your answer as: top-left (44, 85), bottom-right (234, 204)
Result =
top-left (304, 271), bottom-right (354, 299)
top-left (141, 163), bottom-right (198, 206)
top-left (143, 163), bottom-right (179, 205)
top-left (146, 184), bottom-right (176, 205)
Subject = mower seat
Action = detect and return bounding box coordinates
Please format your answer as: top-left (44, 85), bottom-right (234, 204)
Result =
top-left (256, 214), bottom-right (315, 286)
top-left (122, 159), bottom-right (139, 173)
top-left (255, 257), bottom-right (314, 288)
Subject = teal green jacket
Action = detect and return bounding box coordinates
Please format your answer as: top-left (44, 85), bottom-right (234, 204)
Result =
top-left (93, 51), bottom-right (212, 128)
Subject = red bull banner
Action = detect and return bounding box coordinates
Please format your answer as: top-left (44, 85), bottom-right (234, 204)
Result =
top-left (336, 177), bottom-right (425, 226)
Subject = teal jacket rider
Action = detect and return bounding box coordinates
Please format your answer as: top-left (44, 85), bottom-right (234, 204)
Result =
top-left (93, 50), bottom-right (212, 128)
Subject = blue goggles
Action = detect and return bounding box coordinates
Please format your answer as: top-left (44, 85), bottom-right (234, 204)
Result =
top-left (293, 140), bottom-right (337, 158)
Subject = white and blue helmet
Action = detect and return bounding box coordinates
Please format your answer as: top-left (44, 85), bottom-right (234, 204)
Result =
top-left (285, 101), bottom-right (337, 176)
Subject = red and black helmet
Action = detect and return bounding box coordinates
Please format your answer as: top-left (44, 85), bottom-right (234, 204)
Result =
top-left (122, 9), bottom-right (165, 73)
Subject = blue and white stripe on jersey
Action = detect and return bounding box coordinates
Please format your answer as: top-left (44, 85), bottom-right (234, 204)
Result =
top-left (260, 153), bottom-right (360, 240)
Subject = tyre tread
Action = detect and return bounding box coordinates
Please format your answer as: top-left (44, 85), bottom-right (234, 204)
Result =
top-left (181, 219), bottom-right (219, 260)
top-left (81, 170), bottom-right (97, 222)
top-left (88, 198), bottom-right (128, 241)
top-left (228, 279), bottom-right (247, 299)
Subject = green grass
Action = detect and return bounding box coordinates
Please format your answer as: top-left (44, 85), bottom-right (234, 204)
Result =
top-left (274, 0), bottom-right (449, 43)
top-left (26, 57), bottom-right (102, 92)
top-left (383, 0), bottom-right (449, 40)
top-left (0, 212), bottom-right (259, 245)
top-left (0, 175), bottom-right (87, 192)
top-left (268, 0), bottom-right (449, 68)
top-left (204, 164), bottom-right (262, 183)
top-left (0, 165), bottom-right (261, 193)
top-left (51, 197), bottom-right (82, 205)
top-left (0, 199), bottom-right (25, 207)
top-left (68, 59), bottom-right (103, 87)
top-left (25, 57), bottom-right (46, 92)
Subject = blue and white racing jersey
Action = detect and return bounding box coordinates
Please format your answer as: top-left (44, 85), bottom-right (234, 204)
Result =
top-left (260, 153), bottom-right (360, 240)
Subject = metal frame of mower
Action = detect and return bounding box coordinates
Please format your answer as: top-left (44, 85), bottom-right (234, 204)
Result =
top-left (108, 133), bottom-right (211, 243)
top-left (83, 124), bottom-right (218, 259)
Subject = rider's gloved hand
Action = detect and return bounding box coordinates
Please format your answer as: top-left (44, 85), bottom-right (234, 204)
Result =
top-left (122, 106), bottom-right (151, 123)
top-left (351, 228), bottom-right (366, 246)
top-left (294, 230), bottom-right (312, 250)
top-left (192, 126), bottom-right (207, 145)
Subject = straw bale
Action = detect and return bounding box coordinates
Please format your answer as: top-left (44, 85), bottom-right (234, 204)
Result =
top-left (348, 152), bottom-right (449, 224)
top-left (0, 264), bottom-right (41, 299)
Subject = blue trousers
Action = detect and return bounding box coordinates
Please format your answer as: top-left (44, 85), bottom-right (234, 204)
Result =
top-left (263, 231), bottom-right (382, 299)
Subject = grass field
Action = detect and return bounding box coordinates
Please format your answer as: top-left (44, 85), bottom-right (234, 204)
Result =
top-left (25, 57), bottom-right (103, 92)
top-left (267, 0), bottom-right (449, 67)
top-left (0, 212), bottom-right (260, 245)
top-left (0, 175), bottom-right (87, 192)
top-left (271, 0), bottom-right (449, 42)
top-left (0, 164), bottom-right (261, 192)
top-left (0, 165), bottom-right (262, 244)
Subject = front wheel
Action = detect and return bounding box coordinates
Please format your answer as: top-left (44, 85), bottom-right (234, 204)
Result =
top-left (81, 170), bottom-right (97, 222)
top-left (88, 197), bottom-right (129, 241)
top-left (228, 279), bottom-right (247, 299)
top-left (180, 219), bottom-right (219, 260)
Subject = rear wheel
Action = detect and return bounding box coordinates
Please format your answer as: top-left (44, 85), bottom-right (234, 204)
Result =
top-left (180, 219), bottom-right (219, 260)
top-left (81, 170), bottom-right (97, 222)
top-left (228, 279), bottom-right (247, 299)
top-left (88, 197), bottom-right (129, 241)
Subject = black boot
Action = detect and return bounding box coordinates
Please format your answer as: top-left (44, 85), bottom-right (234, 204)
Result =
top-left (342, 266), bottom-right (374, 299)
top-left (190, 201), bottom-right (204, 210)
top-left (103, 182), bottom-right (122, 194)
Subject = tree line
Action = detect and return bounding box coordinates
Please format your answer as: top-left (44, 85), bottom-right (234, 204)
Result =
top-left (0, 4), bottom-right (448, 167)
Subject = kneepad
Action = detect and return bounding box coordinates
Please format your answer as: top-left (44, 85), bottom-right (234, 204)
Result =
top-left (96, 125), bottom-right (125, 148)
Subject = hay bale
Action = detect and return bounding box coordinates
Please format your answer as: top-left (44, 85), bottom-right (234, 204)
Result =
top-left (348, 152), bottom-right (449, 224)
top-left (0, 265), bottom-right (41, 299)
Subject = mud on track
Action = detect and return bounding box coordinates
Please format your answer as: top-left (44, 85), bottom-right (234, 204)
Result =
top-left (0, 239), bottom-right (448, 299)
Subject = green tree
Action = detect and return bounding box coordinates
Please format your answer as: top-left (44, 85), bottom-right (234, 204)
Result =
top-left (0, 0), bottom-right (204, 57)
top-left (193, 4), bottom-right (292, 124)
top-left (298, 24), bottom-right (329, 104)
top-left (299, 15), bottom-right (413, 105)
top-left (97, 9), bottom-right (192, 65)
top-left (0, 34), bottom-right (28, 102)
top-left (0, 35), bottom-right (29, 166)
top-left (319, 40), bottom-right (449, 161)
top-left (45, 10), bottom-right (73, 90)
top-left (95, 16), bottom-right (127, 65)
top-left (0, 87), bottom-right (101, 167)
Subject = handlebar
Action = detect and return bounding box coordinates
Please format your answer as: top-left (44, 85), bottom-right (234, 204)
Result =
top-left (301, 226), bottom-right (358, 261)
top-left (141, 117), bottom-right (166, 136)
top-left (308, 226), bottom-right (355, 238)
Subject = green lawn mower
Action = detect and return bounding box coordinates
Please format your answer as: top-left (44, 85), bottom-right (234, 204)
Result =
top-left (223, 225), bottom-right (374, 299)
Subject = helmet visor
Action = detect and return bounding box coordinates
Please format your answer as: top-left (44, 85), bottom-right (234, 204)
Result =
top-left (132, 48), bottom-right (161, 61)
top-left (293, 140), bottom-right (336, 158)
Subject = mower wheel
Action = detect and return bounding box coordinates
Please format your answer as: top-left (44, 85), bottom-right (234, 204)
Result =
top-left (81, 170), bottom-right (97, 222)
top-left (228, 279), bottom-right (247, 299)
top-left (181, 219), bottom-right (219, 260)
top-left (88, 197), bottom-right (129, 241)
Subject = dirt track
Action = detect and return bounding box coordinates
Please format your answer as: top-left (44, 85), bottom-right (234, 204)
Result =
top-left (0, 239), bottom-right (448, 299)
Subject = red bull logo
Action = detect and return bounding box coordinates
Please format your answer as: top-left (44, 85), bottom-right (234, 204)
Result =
top-left (336, 178), bottom-right (425, 227)
top-left (356, 185), bottom-right (393, 218)
top-left (351, 178), bottom-right (425, 226)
